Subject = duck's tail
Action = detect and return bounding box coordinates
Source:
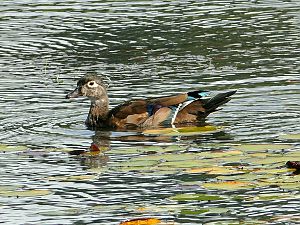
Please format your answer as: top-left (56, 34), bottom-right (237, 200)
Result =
top-left (203, 90), bottom-right (237, 114)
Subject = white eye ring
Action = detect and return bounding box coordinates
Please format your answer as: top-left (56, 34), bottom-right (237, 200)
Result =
top-left (87, 81), bottom-right (98, 87)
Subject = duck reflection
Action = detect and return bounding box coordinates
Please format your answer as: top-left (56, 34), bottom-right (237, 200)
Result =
top-left (71, 123), bottom-right (233, 169)
top-left (69, 130), bottom-right (111, 169)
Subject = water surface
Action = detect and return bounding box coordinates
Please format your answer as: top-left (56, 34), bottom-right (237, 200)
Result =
top-left (0, 0), bottom-right (300, 224)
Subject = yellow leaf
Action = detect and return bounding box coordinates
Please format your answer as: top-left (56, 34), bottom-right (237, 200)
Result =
top-left (143, 126), bottom-right (221, 136)
top-left (186, 166), bottom-right (241, 175)
top-left (0, 189), bottom-right (51, 197)
top-left (203, 181), bottom-right (255, 190)
top-left (120, 218), bottom-right (161, 225)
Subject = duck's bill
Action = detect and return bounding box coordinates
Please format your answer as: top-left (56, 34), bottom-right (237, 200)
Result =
top-left (66, 87), bottom-right (80, 99)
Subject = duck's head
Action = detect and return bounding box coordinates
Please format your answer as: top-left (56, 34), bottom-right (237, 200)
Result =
top-left (66, 75), bottom-right (108, 100)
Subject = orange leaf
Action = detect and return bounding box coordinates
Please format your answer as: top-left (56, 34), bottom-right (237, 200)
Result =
top-left (120, 218), bottom-right (161, 225)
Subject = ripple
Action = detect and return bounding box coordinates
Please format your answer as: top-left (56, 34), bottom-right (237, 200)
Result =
top-left (1, 0), bottom-right (300, 224)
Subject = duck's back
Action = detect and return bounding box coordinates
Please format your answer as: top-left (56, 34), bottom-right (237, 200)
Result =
top-left (108, 90), bottom-right (236, 128)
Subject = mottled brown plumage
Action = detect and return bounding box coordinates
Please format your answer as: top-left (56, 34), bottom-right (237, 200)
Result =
top-left (66, 75), bottom-right (236, 129)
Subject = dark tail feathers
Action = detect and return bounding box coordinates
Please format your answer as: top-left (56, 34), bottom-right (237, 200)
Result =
top-left (204, 90), bottom-right (237, 113)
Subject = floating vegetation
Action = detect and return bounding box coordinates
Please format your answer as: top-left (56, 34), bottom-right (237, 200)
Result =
top-left (0, 189), bottom-right (51, 197)
top-left (120, 218), bottom-right (161, 225)
top-left (143, 125), bottom-right (222, 136)
top-left (233, 144), bottom-right (293, 153)
top-left (202, 181), bottom-right (256, 190)
top-left (279, 133), bottom-right (300, 140)
top-left (0, 144), bottom-right (28, 152)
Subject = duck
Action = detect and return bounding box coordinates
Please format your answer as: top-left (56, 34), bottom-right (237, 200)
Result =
top-left (66, 75), bottom-right (236, 129)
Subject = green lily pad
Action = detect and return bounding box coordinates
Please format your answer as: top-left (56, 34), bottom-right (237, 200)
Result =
top-left (139, 166), bottom-right (182, 176)
top-left (109, 147), bottom-right (143, 155)
top-left (278, 183), bottom-right (300, 190)
top-left (203, 181), bottom-right (256, 190)
top-left (246, 156), bottom-right (296, 165)
top-left (111, 159), bottom-right (159, 168)
top-left (253, 168), bottom-right (293, 175)
top-left (262, 175), bottom-right (300, 184)
top-left (216, 173), bottom-right (270, 182)
top-left (0, 144), bottom-right (28, 152)
top-left (109, 145), bottom-right (188, 155)
top-left (233, 144), bottom-right (293, 152)
top-left (206, 207), bottom-right (229, 214)
top-left (185, 166), bottom-right (244, 175)
top-left (143, 125), bottom-right (222, 136)
top-left (159, 159), bottom-right (211, 168)
top-left (170, 193), bottom-right (225, 201)
top-left (0, 189), bottom-right (51, 197)
top-left (133, 153), bottom-right (197, 162)
top-left (255, 193), bottom-right (297, 201)
top-left (197, 150), bottom-right (243, 159)
top-left (142, 145), bottom-right (187, 153)
top-left (285, 151), bottom-right (300, 157)
top-left (279, 134), bottom-right (300, 140)
top-left (180, 209), bottom-right (209, 215)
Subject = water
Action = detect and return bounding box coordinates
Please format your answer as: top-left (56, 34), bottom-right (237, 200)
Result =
top-left (1, 0), bottom-right (300, 224)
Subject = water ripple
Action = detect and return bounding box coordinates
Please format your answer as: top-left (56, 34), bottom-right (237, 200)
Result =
top-left (1, 0), bottom-right (300, 224)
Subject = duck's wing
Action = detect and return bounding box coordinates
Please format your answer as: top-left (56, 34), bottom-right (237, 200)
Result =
top-left (108, 91), bottom-right (210, 128)
top-left (174, 90), bottom-right (237, 124)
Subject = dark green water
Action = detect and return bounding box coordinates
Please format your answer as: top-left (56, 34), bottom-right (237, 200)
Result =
top-left (0, 0), bottom-right (300, 224)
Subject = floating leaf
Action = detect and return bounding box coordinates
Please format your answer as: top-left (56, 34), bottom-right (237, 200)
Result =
top-left (278, 183), bottom-right (300, 190)
top-left (254, 168), bottom-right (294, 175)
top-left (216, 173), bottom-right (272, 183)
top-left (246, 156), bottom-right (296, 165)
top-left (234, 144), bottom-right (293, 152)
top-left (0, 185), bottom-right (21, 192)
top-left (255, 193), bottom-right (297, 201)
top-left (186, 166), bottom-right (244, 175)
top-left (279, 134), bottom-right (300, 140)
top-left (206, 207), bottom-right (229, 214)
top-left (0, 189), bottom-right (51, 197)
top-left (143, 126), bottom-right (222, 136)
top-left (134, 153), bottom-right (196, 162)
top-left (197, 150), bottom-right (243, 159)
top-left (159, 159), bottom-right (210, 168)
top-left (120, 218), bottom-right (161, 225)
top-left (109, 147), bottom-right (142, 155)
top-left (170, 193), bottom-right (224, 201)
top-left (180, 207), bottom-right (229, 215)
top-left (285, 151), bottom-right (300, 157)
top-left (203, 181), bottom-right (255, 190)
top-left (0, 144), bottom-right (28, 152)
top-left (111, 159), bottom-right (159, 168)
top-left (180, 209), bottom-right (209, 215)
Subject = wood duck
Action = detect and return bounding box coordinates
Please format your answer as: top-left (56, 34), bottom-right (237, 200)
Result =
top-left (66, 75), bottom-right (236, 129)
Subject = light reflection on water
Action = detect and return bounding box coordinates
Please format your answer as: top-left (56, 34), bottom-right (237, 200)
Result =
top-left (1, 0), bottom-right (300, 224)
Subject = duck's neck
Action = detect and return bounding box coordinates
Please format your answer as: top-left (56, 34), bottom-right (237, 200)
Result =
top-left (86, 97), bottom-right (109, 128)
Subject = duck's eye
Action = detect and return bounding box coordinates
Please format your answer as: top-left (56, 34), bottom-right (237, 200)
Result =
top-left (88, 81), bottom-right (96, 87)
